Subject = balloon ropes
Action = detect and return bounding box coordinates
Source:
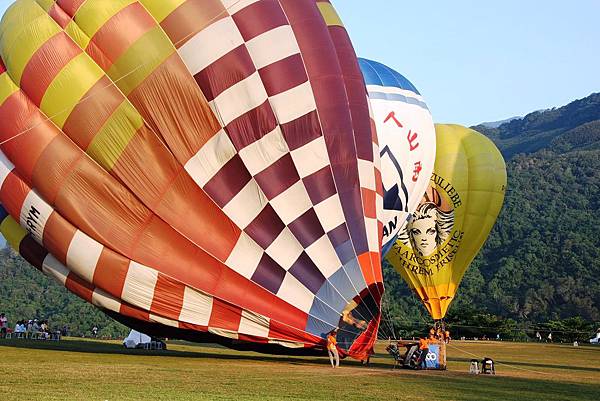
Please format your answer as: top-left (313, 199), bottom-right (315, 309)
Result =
top-left (0, 0), bottom-right (387, 360)
top-left (386, 124), bottom-right (507, 324)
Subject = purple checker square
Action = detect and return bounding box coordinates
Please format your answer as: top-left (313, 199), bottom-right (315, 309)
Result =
top-left (287, 208), bottom-right (325, 249)
top-left (302, 166), bottom-right (336, 205)
top-left (254, 153), bottom-right (301, 200)
top-left (245, 203), bottom-right (285, 249)
top-left (251, 253), bottom-right (286, 294)
top-left (288, 251), bottom-right (326, 294)
top-left (203, 155), bottom-right (252, 208)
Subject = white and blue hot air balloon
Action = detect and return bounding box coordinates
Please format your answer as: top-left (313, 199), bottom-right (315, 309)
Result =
top-left (359, 58), bottom-right (436, 256)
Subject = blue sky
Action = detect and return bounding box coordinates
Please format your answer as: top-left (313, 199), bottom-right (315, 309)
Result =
top-left (0, 0), bottom-right (598, 125)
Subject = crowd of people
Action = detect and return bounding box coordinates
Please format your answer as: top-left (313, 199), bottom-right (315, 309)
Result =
top-left (0, 313), bottom-right (59, 340)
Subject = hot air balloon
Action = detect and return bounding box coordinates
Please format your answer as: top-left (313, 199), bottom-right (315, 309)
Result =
top-left (0, 0), bottom-right (384, 360)
top-left (386, 124), bottom-right (506, 320)
top-left (358, 58), bottom-right (436, 256)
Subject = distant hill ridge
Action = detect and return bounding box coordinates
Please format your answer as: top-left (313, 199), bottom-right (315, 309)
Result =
top-left (473, 92), bottom-right (600, 159)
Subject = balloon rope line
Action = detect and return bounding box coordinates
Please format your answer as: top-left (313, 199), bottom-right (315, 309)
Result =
top-left (446, 342), bottom-right (552, 375)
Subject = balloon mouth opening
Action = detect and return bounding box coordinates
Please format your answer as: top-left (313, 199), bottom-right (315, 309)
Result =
top-left (335, 289), bottom-right (381, 351)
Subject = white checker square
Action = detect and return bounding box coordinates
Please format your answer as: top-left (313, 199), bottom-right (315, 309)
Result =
top-left (42, 254), bottom-right (69, 286)
top-left (92, 289), bottom-right (121, 313)
top-left (209, 328), bottom-right (239, 340)
top-left (238, 127), bottom-right (288, 176)
top-left (121, 261), bottom-right (159, 311)
top-left (305, 235), bottom-right (341, 279)
top-left (265, 227), bottom-right (303, 270)
top-left (358, 158), bottom-right (376, 191)
top-left (179, 287), bottom-right (213, 326)
top-left (365, 218), bottom-right (379, 252)
top-left (178, 17), bottom-right (244, 75)
top-left (0, 151), bottom-right (14, 186)
top-left (66, 230), bottom-right (103, 283)
top-left (213, 71), bottom-right (267, 125)
top-left (276, 273), bottom-right (314, 314)
top-left (238, 310), bottom-right (270, 337)
top-left (246, 25), bottom-right (300, 69)
top-left (225, 232), bottom-right (264, 279)
top-left (185, 129), bottom-right (236, 187)
top-left (269, 80), bottom-right (315, 124)
top-left (223, 179), bottom-right (268, 228)
top-left (20, 190), bottom-right (53, 244)
top-left (313, 194), bottom-right (345, 233)
top-left (222, 0), bottom-right (260, 14)
top-left (150, 314), bottom-right (179, 328)
top-left (269, 181), bottom-right (312, 225)
top-left (290, 136), bottom-right (329, 178)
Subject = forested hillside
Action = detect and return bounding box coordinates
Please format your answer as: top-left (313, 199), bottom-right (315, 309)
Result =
top-left (383, 93), bottom-right (600, 337)
top-left (0, 248), bottom-right (127, 337)
top-left (0, 94), bottom-right (598, 340)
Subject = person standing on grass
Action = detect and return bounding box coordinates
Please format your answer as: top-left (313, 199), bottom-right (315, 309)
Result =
top-left (327, 329), bottom-right (340, 368)
top-left (547, 332), bottom-right (553, 343)
top-left (0, 313), bottom-right (7, 338)
top-left (417, 336), bottom-right (429, 370)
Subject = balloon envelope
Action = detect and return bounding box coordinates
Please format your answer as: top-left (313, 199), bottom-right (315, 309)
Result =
top-left (386, 124), bottom-right (506, 320)
top-left (0, 0), bottom-right (383, 359)
top-left (358, 58), bottom-right (436, 256)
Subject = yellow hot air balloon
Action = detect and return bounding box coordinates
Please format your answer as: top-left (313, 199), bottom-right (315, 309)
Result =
top-left (386, 124), bottom-right (506, 320)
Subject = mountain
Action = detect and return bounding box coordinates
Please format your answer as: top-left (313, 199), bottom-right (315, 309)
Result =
top-left (479, 116), bottom-right (522, 129)
top-left (472, 93), bottom-right (600, 159)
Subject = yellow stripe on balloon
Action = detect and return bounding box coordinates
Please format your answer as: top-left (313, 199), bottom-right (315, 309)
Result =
top-left (0, 216), bottom-right (27, 252)
top-left (86, 100), bottom-right (144, 171)
top-left (0, 0), bottom-right (61, 84)
top-left (0, 73), bottom-right (19, 106)
top-left (40, 52), bottom-right (104, 129)
top-left (139, 0), bottom-right (186, 23)
top-left (316, 2), bottom-right (344, 27)
top-left (65, 20), bottom-right (91, 50)
top-left (74, 0), bottom-right (136, 38)
top-left (106, 25), bottom-right (175, 95)
top-left (35, 0), bottom-right (55, 12)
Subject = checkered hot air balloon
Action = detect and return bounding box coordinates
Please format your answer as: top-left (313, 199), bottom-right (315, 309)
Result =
top-left (0, 0), bottom-right (384, 360)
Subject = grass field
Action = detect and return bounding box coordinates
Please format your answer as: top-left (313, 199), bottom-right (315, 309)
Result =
top-left (0, 337), bottom-right (598, 401)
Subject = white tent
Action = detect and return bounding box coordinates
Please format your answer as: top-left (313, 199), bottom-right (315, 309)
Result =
top-left (123, 329), bottom-right (152, 349)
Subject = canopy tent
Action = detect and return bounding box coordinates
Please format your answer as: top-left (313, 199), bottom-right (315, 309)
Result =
top-left (123, 330), bottom-right (152, 349)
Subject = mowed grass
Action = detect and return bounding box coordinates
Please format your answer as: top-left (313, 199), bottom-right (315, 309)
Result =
top-left (0, 337), bottom-right (598, 401)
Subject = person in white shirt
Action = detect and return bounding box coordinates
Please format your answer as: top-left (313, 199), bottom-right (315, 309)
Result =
top-left (0, 313), bottom-right (7, 338)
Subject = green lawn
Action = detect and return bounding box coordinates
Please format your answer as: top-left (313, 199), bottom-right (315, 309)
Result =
top-left (0, 338), bottom-right (598, 401)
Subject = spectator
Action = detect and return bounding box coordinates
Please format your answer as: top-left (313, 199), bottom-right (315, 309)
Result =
top-left (547, 332), bottom-right (553, 343)
top-left (536, 331), bottom-right (542, 342)
top-left (0, 313), bottom-right (7, 338)
top-left (326, 329), bottom-right (339, 368)
top-left (92, 326), bottom-right (98, 337)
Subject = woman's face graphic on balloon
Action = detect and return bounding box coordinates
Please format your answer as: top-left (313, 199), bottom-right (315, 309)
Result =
top-left (409, 208), bottom-right (438, 256)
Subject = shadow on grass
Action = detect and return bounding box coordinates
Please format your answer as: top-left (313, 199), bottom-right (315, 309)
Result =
top-left (0, 338), bottom-right (382, 368)
top-left (449, 356), bottom-right (600, 373)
